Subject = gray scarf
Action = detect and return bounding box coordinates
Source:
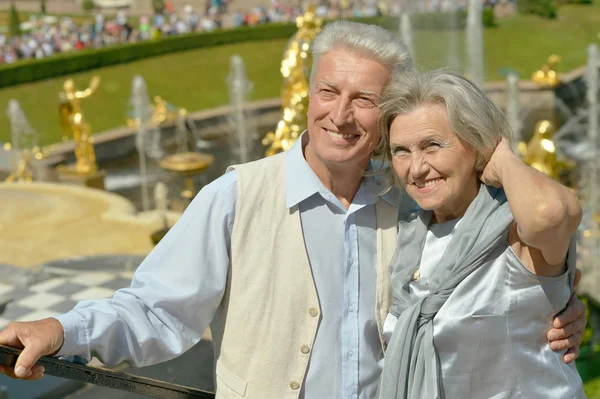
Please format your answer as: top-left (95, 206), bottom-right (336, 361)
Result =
top-left (378, 184), bottom-right (513, 399)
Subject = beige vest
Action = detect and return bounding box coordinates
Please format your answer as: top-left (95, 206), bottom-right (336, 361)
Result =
top-left (210, 153), bottom-right (397, 399)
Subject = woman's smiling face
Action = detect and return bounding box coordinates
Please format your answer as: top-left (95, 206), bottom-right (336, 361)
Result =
top-left (389, 103), bottom-right (479, 222)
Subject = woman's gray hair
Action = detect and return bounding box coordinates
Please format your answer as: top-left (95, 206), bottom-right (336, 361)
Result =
top-left (310, 20), bottom-right (413, 86)
top-left (379, 70), bottom-right (513, 177)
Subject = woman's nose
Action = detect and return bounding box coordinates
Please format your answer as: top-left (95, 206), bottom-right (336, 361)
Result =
top-left (410, 154), bottom-right (429, 179)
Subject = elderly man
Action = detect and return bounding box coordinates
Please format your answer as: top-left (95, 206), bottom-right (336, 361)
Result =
top-left (0, 21), bottom-right (586, 399)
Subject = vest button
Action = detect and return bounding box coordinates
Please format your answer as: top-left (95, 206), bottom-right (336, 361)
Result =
top-left (290, 381), bottom-right (300, 390)
top-left (300, 345), bottom-right (310, 354)
top-left (308, 307), bottom-right (319, 317)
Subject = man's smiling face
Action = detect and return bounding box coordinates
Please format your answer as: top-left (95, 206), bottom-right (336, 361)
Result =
top-left (306, 49), bottom-right (391, 170)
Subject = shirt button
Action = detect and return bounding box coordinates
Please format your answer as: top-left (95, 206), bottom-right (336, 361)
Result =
top-left (348, 350), bottom-right (354, 357)
top-left (308, 307), bottom-right (319, 317)
top-left (290, 381), bottom-right (300, 390)
top-left (300, 345), bottom-right (310, 354)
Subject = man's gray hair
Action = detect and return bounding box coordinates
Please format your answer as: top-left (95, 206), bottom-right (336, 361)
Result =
top-left (379, 70), bottom-right (513, 174)
top-left (310, 20), bottom-right (413, 86)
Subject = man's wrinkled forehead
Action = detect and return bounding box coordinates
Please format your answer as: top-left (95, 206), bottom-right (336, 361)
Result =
top-left (311, 46), bottom-right (391, 85)
top-left (311, 49), bottom-right (391, 94)
top-left (316, 79), bottom-right (383, 98)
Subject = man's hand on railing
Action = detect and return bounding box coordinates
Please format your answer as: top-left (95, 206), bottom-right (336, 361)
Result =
top-left (0, 318), bottom-right (64, 380)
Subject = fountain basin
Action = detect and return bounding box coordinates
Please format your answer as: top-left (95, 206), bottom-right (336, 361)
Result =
top-left (0, 182), bottom-right (181, 268)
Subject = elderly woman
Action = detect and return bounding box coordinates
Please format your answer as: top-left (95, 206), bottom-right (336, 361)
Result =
top-left (377, 70), bottom-right (585, 399)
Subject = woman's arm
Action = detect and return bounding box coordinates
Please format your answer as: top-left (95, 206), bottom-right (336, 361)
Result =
top-left (480, 138), bottom-right (582, 268)
top-left (482, 139), bottom-right (586, 364)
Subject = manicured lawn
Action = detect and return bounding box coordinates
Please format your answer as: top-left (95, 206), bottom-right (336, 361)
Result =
top-left (0, 38), bottom-right (290, 145)
top-left (586, 376), bottom-right (600, 398)
top-left (0, 2), bottom-right (599, 145)
top-left (412, 1), bottom-right (600, 80)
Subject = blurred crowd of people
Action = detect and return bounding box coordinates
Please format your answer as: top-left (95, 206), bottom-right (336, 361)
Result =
top-left (0, 0), bottom-right (507, 65)
top-left (230, 0), bottom-right (386, 27)
top-left (0, 2), bottom-right (213, 65)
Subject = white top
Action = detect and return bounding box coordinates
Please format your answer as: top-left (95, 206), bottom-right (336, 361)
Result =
top-left (384, 218), bottom-right (584, 398)
top-left (384, 218), bottom-right (461, 342)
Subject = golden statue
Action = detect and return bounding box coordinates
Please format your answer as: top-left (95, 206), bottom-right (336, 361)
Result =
top-left (4, 150), bottom-right (33, 183)
top-left (59, 76), bottom-right (101, 174)
top-left (517, 120), bottom-right (573, 180)
top-left (532, 55), bottom-right (561, 88)
top-left (127, 95), bottom-right (187, 129)
top-left (151, 96), bottom-right (187, 125)
top-left (262, 5), bottom-right (322, 156)
top-left (59, 97), bottom-right (73, 143)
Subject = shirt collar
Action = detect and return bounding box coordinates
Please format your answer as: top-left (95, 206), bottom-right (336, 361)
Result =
top-left (285, 131), bottom-right (399, 209)
top-left (285, 132), bottom-right (322, 208)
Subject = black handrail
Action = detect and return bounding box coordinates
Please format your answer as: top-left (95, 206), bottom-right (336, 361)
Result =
top-left (0, 345), bottom-right (215, 398)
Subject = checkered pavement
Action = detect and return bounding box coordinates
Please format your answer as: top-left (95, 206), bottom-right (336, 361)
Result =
top-left (0, 270), bottom-right (136, 330)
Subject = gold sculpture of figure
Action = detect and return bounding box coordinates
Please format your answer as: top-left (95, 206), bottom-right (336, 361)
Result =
top-left (532, 54), bottom-right (562, 88)
top-left (59, 76), bottom-right (101, 174)
top-left (58, 97), bottom-right (73, 142)
top-left (262, 4), bottom-right (322, 156)
top-left (517, 120), bottom-right (573, 180)
top-left (150, 96), bottom-right (187, 126)
top-left (5, 150), bottom-right (33, 183)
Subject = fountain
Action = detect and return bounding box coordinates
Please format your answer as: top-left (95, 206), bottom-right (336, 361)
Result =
top-left (4, 100), bottom-right (38, 183)
top-left (399, 9), bottom-right (413, 60)
top-left (129, 75), bottom-right (155, 212)
top-left (130, 78), bottom-right (164, 162)
top-left (150, 181), bottom-right (170, 245)
top-left (505, 73), bottom-right (522, 150)
top-left (226, 55), bottom-right (256, 164)
top-left (466, 0), bottom-right (484, 86)
top-left (6, 99), bottom-right (37, 151)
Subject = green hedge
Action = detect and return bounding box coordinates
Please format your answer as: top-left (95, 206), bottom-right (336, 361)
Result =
top-left (0, 12), bottom-right (495, 89)
top-left (0, 22), bottom-right (299, 88)
top-left (517, 0), bottom-right (558, 18)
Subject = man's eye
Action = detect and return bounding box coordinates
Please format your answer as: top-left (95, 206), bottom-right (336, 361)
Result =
top-left (357, 97), bottom-right (375, 106)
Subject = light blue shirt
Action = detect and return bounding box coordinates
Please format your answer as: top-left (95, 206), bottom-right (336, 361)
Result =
top-left (56, 136), bottom-right (401, 399)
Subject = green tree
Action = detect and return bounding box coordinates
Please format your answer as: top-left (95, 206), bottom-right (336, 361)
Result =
top-left (81, 0), bottom-right (95, 10)
top-left (40, 0), bottom-right (46, 14)
top-left (8, 3), bottom-right (21, 38)
top-left (152, 0), bottom-right (165, 13)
